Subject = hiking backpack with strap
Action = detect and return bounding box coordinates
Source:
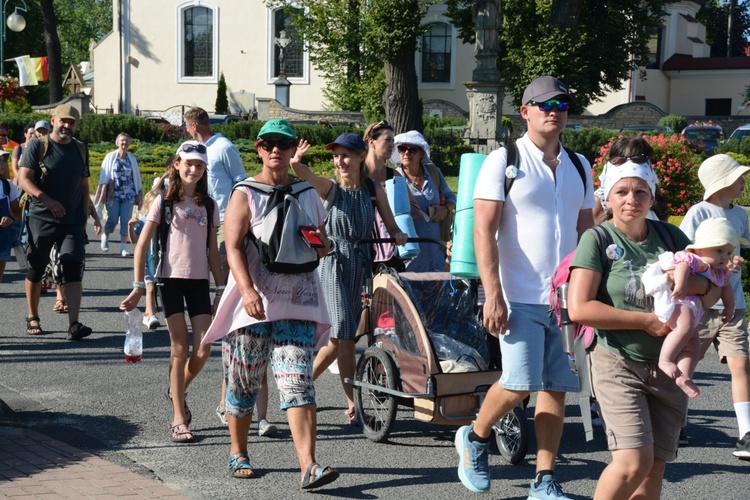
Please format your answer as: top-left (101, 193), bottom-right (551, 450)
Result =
top-left (236, 179), bottom-right (319, 274)
top-left (549, 219), bottom-right (677, 441)
top-left (155, 192), bottom-right (215, 283)
top-left (504, 142), bottom-right (588, 197)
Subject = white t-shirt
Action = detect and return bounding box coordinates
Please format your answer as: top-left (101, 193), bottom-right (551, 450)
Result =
top-left (0, 178), bottom-right (20, 203)
top-left (473, 134), bottom-right (595, 305)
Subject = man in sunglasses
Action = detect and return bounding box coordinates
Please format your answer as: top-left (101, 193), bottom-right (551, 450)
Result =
top-left (455, 76), bottom-right (595, 498)
top-left (17, 104), bottom-right (93, 341)
top-left (184, 107), bottom-right (246, 277)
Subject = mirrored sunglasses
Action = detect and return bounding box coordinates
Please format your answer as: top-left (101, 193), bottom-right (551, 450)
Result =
top-left (260, 138), bottom-right (295, 151)
top-left (397, 145), bottom-right (421, 154)
top-left (528, 99), bottom-right (571, 112)
top-left (610, 154), bottom-right (650, 166)
top-left (180, 143), bottom-right (207, 154)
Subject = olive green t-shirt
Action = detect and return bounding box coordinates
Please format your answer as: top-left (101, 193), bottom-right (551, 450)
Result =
top-left (570, 220), bottom-right (690, 362)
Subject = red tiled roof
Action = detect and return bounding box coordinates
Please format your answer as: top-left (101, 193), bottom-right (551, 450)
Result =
top-left (662, 54), bottom-right (750, 70)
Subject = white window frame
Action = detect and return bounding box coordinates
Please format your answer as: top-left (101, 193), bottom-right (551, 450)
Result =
top-left (418, 17), bottom-right (456, 90)
top-left (176, 0), bottom-right (219, 84)
top-left (266, 5), bottom-right (310, 85)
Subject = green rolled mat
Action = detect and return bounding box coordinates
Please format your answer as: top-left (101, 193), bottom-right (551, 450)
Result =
top-left (450, 153), bottom-right (487, 278)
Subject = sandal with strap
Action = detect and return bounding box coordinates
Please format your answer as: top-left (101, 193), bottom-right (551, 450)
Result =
top-left (228, 452), bottom-right (255, 479)
top-left (67, 322), bottom-right (92, 341)
top-left (53, 299), bottom-right (68, 313)
top-left (168, 419), bottom-right (194, 443)
top-left (167, 388), bottom-right (192, 425)
top-left (25, 316), bottom-right (43, 336)
top-left (301, 462), bottom-right (339, 490)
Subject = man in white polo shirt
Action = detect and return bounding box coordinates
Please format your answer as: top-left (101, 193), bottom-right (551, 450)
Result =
top-left (455, 76), bottom-right (595, 499)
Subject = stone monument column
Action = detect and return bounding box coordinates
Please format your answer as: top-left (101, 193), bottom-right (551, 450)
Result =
top-left (464, 0), bottom-right (505, 152)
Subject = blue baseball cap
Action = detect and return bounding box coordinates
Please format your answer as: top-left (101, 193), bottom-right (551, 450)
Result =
top-left (326, 132), bottom-right (367, 152)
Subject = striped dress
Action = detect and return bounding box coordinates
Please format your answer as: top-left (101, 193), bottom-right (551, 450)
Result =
top-left (319, 183), bottom-right (375, 340)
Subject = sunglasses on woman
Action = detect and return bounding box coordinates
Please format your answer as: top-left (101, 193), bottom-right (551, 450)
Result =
top-left (609, 154), bottom-right (650, 166)
top-left (260, 138), bottom-right (296, 151)
top-left (527, 99), bottom-right (571, 112)
top-left (180, 143), bottom-right (207, 154)
top-left (397, 145), bottom-right (421, 154)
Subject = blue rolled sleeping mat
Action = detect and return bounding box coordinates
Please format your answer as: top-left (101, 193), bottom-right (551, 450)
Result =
top-left (386, 176), bottom-right (420, 259)
top-left (449, 153), bottom-right (487, 278)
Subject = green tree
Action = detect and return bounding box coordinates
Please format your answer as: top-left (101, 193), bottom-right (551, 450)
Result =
top-left (270, 0), bottom-right (437, 132)
top-left (697, 0), bottom-right (750, 57)
top-left (215, 72), bottom-right (228, 114)
top-left (54, 0), bottom-right (113, 66)
top-left (446, 0), bottom-right (671, 112)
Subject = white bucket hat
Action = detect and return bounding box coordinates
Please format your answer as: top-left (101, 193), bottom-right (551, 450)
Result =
top-left (685, 217), bottom-right (748, 251)
top-left (391, 130), bottom-right (431, 164)
top-left (698, 154), bottom-right (750, 200)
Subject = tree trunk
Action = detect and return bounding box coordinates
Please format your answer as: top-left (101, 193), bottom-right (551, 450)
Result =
top-left (40, 0), bottom-right (63, 104)
top-left (384, 52), bottom-right (423, 134)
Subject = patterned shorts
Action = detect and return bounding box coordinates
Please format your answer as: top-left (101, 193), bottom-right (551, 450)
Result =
top-left (222, 319), bottom-right (316, 418)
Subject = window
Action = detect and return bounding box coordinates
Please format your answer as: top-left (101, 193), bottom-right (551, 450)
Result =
top-left (421, 23), bottom-right (452, 83)
top-left (705, 98), bottom-right (731, 116)
top-left (646, 27), bottom-right (662, 69)
top-left (178, 2), bottom-right (218, 82)
top-left (269, 8), bottom-right (306, 81)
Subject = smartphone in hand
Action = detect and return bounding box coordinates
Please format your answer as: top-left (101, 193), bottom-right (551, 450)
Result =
top-left (299, 225), bottom-right (325, 248)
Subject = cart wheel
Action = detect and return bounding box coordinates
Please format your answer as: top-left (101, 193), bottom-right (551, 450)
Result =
top-left (353, 346), bottom-right (398, 442)
top-left (493, 405), bottom-right (529, 465)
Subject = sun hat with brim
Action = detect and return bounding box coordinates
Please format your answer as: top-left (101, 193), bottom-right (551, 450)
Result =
top-left (257, 119), bottom-right (297, 140)
top-left (686, 217), bottom-right (748, 251)
top-left (521, 76), bottom-right (571, 105)
top-left (698, 154), bottom-right (750, 200)
top-left (390, 130), bottom-right (431, 164)
top-left (175, 140), bottom-right (208, 164)
top-left (326, 132), bottom-right (367, 152)
top-left (34, 120), bottom-right (51, 132)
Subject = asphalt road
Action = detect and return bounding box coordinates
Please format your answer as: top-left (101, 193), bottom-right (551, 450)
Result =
top-left (1, 235), bottom-right (748, 499)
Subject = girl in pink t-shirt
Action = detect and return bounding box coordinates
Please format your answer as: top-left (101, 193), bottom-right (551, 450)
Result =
top-left (120, 141), bottom-right (223, 443)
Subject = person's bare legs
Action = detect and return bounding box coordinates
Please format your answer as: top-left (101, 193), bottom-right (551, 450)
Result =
top-left (184, 314), bottom-right (212, 389)
top-left (145, 283), bottom-right (157, 318)
top-left (726, 355), bottom-right (750, 404)
top-left (659, 305), bottom-right (699, 396)
top-left (257, 369), bottom-right (270, 422)
top-left (473, 384), bottom-right (529, 438)
top-left (227, 413), bottom-right (254, 477)
top-left (336, 339), bottom-right (356, 410)
top-left (64, 281), bottom-right (83, 326)
top-left (313, 339), bottom-right (340, 380)
top-left (165, 313), bottom-right (191, 437)
top-left (534, 390), bottom-right (566, 473)
top-left (593, 447), bottom-right (656, 500)
top-left (0, 261), bottom-right (5, 282)
top-left (25, 278), bottom-right (42, 322)
top-left (287, 404), bottom-right (318, 482)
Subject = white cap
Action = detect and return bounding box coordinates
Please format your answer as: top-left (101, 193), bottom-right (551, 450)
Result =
top-left (175, 140), bottom-right (208, 164)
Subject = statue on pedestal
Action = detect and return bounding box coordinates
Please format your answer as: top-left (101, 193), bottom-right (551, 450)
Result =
top-left (472, 0), bottom-right (501, 83)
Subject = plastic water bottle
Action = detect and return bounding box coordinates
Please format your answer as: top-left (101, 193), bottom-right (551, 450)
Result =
top-left (123, 310), bottom-right (143, 363)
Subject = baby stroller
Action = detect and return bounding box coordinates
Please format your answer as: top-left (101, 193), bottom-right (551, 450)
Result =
top-left (347, 252), bottom-right (529, 465)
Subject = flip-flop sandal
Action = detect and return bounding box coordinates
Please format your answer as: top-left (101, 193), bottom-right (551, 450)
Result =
top-left (167, 388), bottom-right (192, 425)
top-left (25, 316), bottom-right (43, 335)
top-left (301, 462), bottom-right (339, 490)
top-left (52, 299), bottom-right (68, 313)
top-left (228, 452), bottom-right (255, 479)
top-left (168, 419), bottom-right (194, 443)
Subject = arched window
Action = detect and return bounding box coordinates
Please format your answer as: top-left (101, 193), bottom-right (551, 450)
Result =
top-left (268, 7), bottom-right (307, 83)
top-left (421, 22), bottom-right (452, 84)
top-left (178, 2), bottom-right (218, 82)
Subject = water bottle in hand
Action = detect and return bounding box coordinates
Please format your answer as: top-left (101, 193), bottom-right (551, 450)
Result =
top-left (123, 309), bottom-right (143, 363)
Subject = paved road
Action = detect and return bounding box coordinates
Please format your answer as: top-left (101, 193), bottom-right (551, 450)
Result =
top-left (1, 237), bottom-right (748, 499)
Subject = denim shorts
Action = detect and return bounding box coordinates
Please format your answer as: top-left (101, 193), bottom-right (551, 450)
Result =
top-left (498, 302), bottom-right (580, 392)
top-left (222, 319), bottom-right (316, 418)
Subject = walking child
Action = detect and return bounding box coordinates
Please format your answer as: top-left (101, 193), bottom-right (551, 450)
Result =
top-left (120, 141), bottom-right (224, 443)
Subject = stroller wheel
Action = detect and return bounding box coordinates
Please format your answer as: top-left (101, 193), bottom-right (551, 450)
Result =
top-left (493, 405), bottom-right (529, 465)
top-left (353, 346), bottom-right (398, 442)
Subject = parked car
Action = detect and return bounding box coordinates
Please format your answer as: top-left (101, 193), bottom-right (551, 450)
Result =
top-left (621, 125), bottom-right (672, 134)
top-left (729, 124), bottom-right (750, 143)
top-left (681, 124), bottom-right (724, 155)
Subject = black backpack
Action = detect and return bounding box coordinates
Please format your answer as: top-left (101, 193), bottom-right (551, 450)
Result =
top-left (155, 192), bottom-right (215, 282)
top-left (235, 179), bottom-right (319, 274)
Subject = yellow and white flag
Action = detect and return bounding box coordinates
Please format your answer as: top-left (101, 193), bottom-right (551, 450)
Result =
top-left (14, 55), bottom-right (38, 86)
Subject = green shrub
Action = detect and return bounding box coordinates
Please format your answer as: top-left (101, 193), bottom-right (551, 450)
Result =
top-left (561, 128), bottom-right (619, 164)
top-left (77, 114), bottom-right (165, 143)
top-left (659, 115), bottom-right (687, 134)
top-left (215, 73), bottom-right (229, 114)
top-left (718, 137), bottom-right (750, 156)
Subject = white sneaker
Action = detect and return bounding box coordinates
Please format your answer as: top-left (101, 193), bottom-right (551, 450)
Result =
top-left (142, 315), bottom-right (160, 330)
top-left (100, 235), bottom-right (109, 252)
top-left (121, 249), bottom-right (132, 257)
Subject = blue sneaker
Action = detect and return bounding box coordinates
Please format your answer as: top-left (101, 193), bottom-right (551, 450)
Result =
top-left (455, 424), bottom-right (490, 493)
top-left (527, 475), bottom-right (571, 499)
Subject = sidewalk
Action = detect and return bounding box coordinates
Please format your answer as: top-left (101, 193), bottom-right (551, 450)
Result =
top-left (0, 424), bottom-right (187, 499)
